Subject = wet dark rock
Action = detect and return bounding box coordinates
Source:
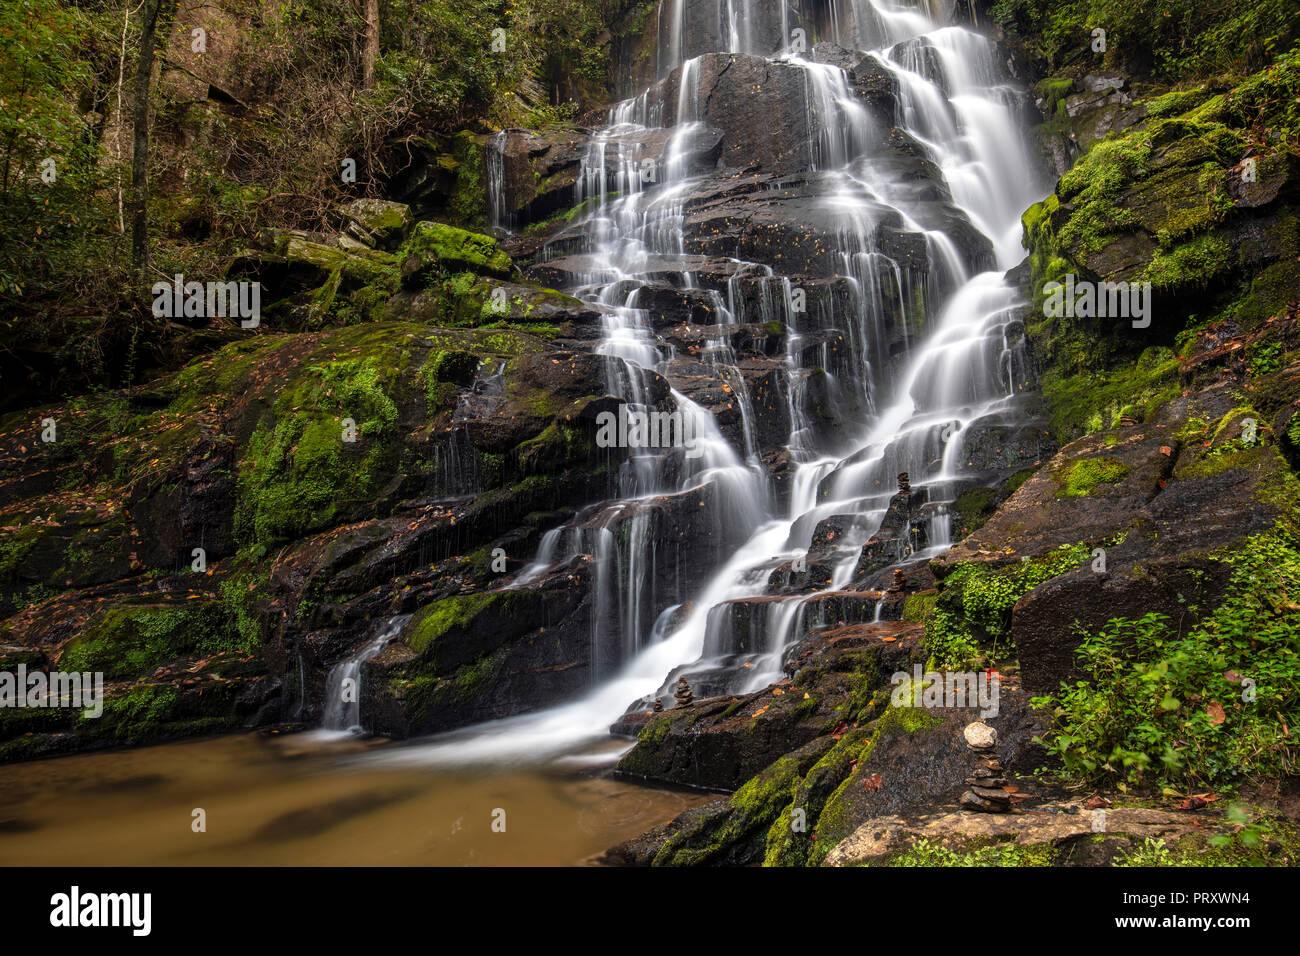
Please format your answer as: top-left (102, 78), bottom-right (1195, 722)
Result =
top-left (958, 418), bottom-right (1057, 477)
top-left (849, 487), bottom-right (928, 584)
top-left (616, 621), bottom-right (923, 790)
top-left (362, 567), bottom-right (597, 738)
top-left (806, 684), bottom-right (1048, 855)
top-left (596, 797), bottom-right (731, 866)
top-left (936, 412), bottom-right (1294, 693)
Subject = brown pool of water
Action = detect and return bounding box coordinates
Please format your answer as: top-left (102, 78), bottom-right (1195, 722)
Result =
top-left (0, 732), bottom-right (714, 865)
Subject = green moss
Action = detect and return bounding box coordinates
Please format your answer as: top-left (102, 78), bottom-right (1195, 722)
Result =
top-left (76, 683), bottom-right (239, 745)
top-left (653, 751), bottom-right (814, 867)
top-left (928, 542), bottom-right (1099, 667)
top-left (887, 837), bottom-right (1055, 867)
top-left (234, 353), bottom-right (404, 547)
top-left (763, 730), bottom-right (874, 867)
top-left (447, 132), bottom-right (487, 226)
top-left (516, 421), bottom-right (593, 472)
top-left (875, 701), bottom-right (944, 735)
top-left (1055, 456), bottom-right (1130, 497)
top-left (902, 593), bottom-right (938, 623)
top-left (1176, 443), bottom-right (1272, 481)
top-left (1142, 233), bottom-right (1232, 288)
top-left (390, 642), bottom-right (511, 725)
top-left (90, 686), bottom-right (181, 740)
top-left (640, 714), bottom-right (676, 747)
top-left (444, 647), bottom-right (507, 703)
top-left (802, 702), bottom-right (946, 865)
top-left (218, 569), bottom-right (269, 653)
top-left (1174, 416), bottom-right (1212, 444)
top-left (0, 524), bottom-right (43, 585)
top-left (415, 349), bottom-right (480, 412)
top-left (406, 593), bottom-right (499, 655)
top-left (1146, 88), bottom-right (1214, 118)
top-left (60, 602), bottom-right (244, 681)
top-left (1054, 137), bottom-right (1150, 259)
top-left (400, 221), bottom-right (512, 279)
top-left (1041, 347), bottom-right (1181, 442)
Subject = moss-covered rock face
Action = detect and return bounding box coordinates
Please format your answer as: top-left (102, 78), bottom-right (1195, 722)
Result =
top-left (233, 351), bottom-right (406, 548)
top-left (0, 270), bottom-right (624, 759)
top-left (614, 621), bottom-right (921, 791)
top-left (59, 601), bottom-right (249, 680)
top-left (360, 575), bottom-right (598, 739)
top-left (1022, 50), bottom-right (1300, 439)
top-left (225, 215), bottom-right (590, 337)
top-left (610, 675), bottom-right (1050, 867)
top-left (338, 199), bottom-right (413, 250)
top-left (649, 737), bottom-right (834, 866)
top-left (399, 221), bottom-right (514, 283)
top-left (1054, 455), bottom-right (1130, 496)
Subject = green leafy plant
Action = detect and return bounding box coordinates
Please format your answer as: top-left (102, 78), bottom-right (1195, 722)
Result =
top-left (927, 543), bottom-right (1097, 667)
top-left (1034, 530), bottom-right (1300, 789)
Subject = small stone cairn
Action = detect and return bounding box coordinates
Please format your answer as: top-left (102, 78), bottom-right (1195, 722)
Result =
top-left (674, 676), bottom-right (694, 708)
top-left (960, 721), bottom-right (1011, 813)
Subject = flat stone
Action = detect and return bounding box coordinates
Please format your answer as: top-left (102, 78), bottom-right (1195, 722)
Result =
top-left (824, 803), bottom-right (1232, 866)
top-left (959, 791), bottom-right (1004, 813)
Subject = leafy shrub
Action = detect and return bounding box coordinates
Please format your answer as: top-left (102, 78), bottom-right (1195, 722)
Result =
top-left (1034, 530), bottom-right (1300, 789)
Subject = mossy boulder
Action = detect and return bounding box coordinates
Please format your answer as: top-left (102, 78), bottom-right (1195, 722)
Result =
top-left (337, 199), bottom-right (413, 250)
top-left (649, 737), bottom-right (835, 866)
top-left (1023, 52), bottom-right (1300, 405)
top-left (361, 573), bottom-right (596, 738)
top-left (615, 621), bottom-right (922, 790)
top-left (399, 221), bottom-right (514, 288)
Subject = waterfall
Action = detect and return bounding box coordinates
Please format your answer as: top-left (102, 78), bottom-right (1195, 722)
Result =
top-left (487, 130), bottom-right (509, 230)
top-left (370, 0), bottom-right (1046, 767)
top-left (321, 615), bottom-right (412, 734)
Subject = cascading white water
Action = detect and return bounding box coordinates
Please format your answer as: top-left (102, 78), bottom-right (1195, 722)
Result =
top-left (365, 0), bottom-right (1046, 766)
top-left (320, 615), bottom-right (411, 734)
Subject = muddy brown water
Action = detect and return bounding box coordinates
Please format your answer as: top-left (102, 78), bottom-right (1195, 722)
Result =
top-left (0, 732), bottom-right (713, 865)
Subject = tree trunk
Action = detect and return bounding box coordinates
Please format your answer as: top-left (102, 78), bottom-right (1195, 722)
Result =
top-left (363, 0), bottom-right (379, 87)
top-left (129, 0), bottom-right (175, 275)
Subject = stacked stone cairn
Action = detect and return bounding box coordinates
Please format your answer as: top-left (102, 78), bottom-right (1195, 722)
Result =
top-left (674, 676), bottom-right (694, 708)
top-left (960, 721), bottom-right (1011, 813)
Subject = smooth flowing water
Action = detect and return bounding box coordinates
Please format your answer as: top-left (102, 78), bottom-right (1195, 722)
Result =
top-left (372, 0), bottom-right (1046, 768)
top-left (0, 734), bottom-right (712, 865)
top-left (320, 615), bottom-right (411, 734)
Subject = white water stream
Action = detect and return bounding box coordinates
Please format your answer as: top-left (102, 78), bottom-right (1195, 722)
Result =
top-left (363, 0), bottom-right (1046, 768)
